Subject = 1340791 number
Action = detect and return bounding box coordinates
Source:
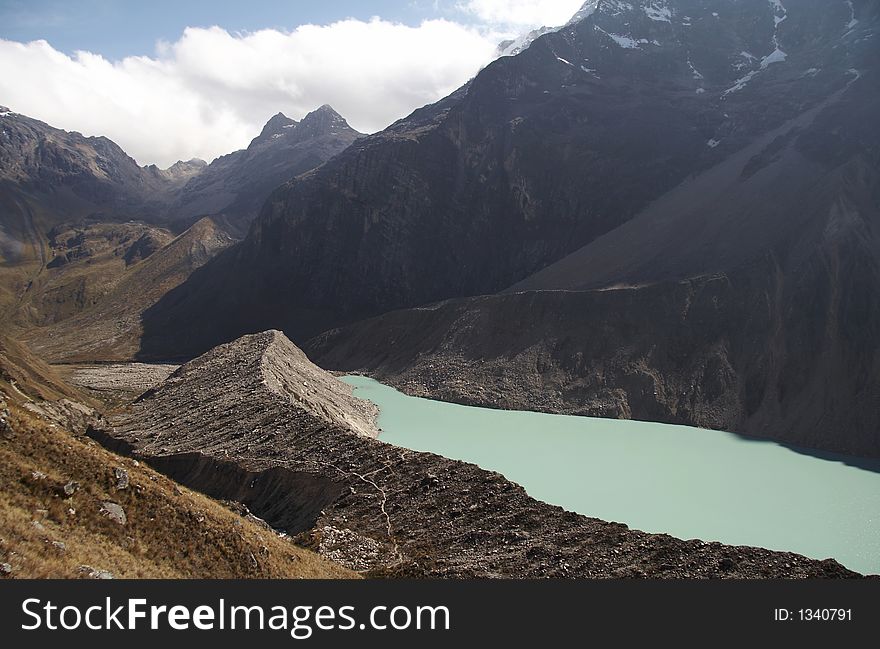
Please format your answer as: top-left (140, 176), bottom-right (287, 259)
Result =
top-left (798, 609), bottom-right (852, 622)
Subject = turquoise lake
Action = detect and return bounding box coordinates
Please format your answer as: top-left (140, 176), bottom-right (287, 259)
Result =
top-left (342, 375), bottom-right (880, 574)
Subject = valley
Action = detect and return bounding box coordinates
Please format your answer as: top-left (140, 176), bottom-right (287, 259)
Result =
top-left (74, 332), bottom-right (864, 578)
top-left (2, 0), bottom-right (879, 580)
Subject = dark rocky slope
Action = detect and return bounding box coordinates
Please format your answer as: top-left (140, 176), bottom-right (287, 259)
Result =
top-left (309, 255), bottom-right (880, 458)
top-left (140, 0), bottom-right (878, 357)
top-left (308, 64), bottom-right (880, 458)
top-left (90, 330), bottom-right (860, 577)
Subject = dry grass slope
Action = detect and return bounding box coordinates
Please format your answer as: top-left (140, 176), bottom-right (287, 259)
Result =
top-left (0, 338), bottom-right (357, 580)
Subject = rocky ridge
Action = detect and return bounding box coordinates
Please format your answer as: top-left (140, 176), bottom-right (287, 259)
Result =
top-left (91, 331), bottom-right (861, 578)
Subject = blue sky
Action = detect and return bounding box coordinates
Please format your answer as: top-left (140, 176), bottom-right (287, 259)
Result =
top-left (0, 0), bottom-right (460, 59)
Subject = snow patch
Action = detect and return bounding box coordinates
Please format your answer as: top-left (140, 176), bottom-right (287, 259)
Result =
top-left (609, 32), bottom-right (641, 49)
top-left (845, 0), bottom-right (858, 30)
top-left (556, 56), bottom-right (574, 66)
top-left (644, 1), bottom-right (672, 23)
top-left (595, 25), bottom-right (658, 49)
top-left (687, 59), bottom-right (704, 80)
top-left (724, 70), bottom-right (760, 95)
top-left (803, 67), bottom-right (820, 77)
top-left (707, 139), bottom-right (721, 148)
top-left (768, 0), bottom-right (787, 27)
top-left (767, 1), bottom-right (787, 57)
top-left (761, 48), bottom-right (787, 68)
top-left (0, 111), bottom-right (12, 118)
top-left (581, 65), bottom-right (599, 77)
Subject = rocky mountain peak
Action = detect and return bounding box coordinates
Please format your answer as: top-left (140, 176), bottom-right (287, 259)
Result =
top-left (168, 158), bottom-right (207, 172)
top-left (163, 158), bottom-right (207, 182)
top-left (498, 26), bottom-right (556, 57)
top-left (255, 112), bottom-right (299, 142)
top-left (298, 104), bottom-right (353, 137)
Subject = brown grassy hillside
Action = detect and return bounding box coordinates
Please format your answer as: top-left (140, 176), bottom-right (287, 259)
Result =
top-left (0, 338), bottom-right (356, 579)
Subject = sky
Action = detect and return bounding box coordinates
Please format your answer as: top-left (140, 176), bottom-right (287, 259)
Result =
top-left (0, 0), bottom-right (587, 167)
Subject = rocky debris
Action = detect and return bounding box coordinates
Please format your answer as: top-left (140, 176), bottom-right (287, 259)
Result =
top-left (93, 331), bottom-right (864, 578)
top-left (99, 502), bottom-right (127, 526)
top-left (77, 565), bottom-right (114, 579)
top-left (50, 541), bottom-right (66, 552)
top-left (313, 526), bottom-right (384, 572)
top-left (0, 563), bottom-right (12, 576)
top-left (62, 481), bottom-right (79, 497)
top-left (125, 330), bottom-right (377, 444)
top-left (68, 364), bottom-right (179, 396)
top-left (114, 467), bottom-right (130, 490)
top-left (0, 406), bottom-right (10, 437)
top-left (22, 399), bottom-right (98, 435)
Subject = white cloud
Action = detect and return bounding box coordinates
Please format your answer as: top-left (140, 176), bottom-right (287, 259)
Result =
top-left (458, 0), bottom-right (586, 28)
top-left (0, 18), bottom-right (499, 167)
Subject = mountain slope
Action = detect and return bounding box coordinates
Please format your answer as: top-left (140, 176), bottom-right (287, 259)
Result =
top-left (166, 105), bottom-right (362, 235)
top-left (307, 34), bottom-right (880, 457)
top-left (24, 217), bottom-right (235, 363)
top-left (0, 107), bottom-right (178, 223)
top-left (140, 0), bottom-right (879, 358)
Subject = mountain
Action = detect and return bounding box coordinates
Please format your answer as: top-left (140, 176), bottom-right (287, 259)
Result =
top-left (135, 0), bottom-right (880, 457)
top-left (146, 158), bottom-right (207, 185)
top-left (0, 106), bottom-right (176, 300)
top-left (498, 25), bottom-right (556, 57)
top-left (0, 106), bottom-right (178, 222)
top-left (0, 104), bottom-right (361, 237)
top-left (0, 105), bottom-right (361, 346)
top-left (166, 105), bottom-right (362, 235)
top-left (304, 1), bottom-right (880, 457)
top-left (141, 1), bottom-right (878, 344)
top-left (0, 107), bottom-right (208, 325)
